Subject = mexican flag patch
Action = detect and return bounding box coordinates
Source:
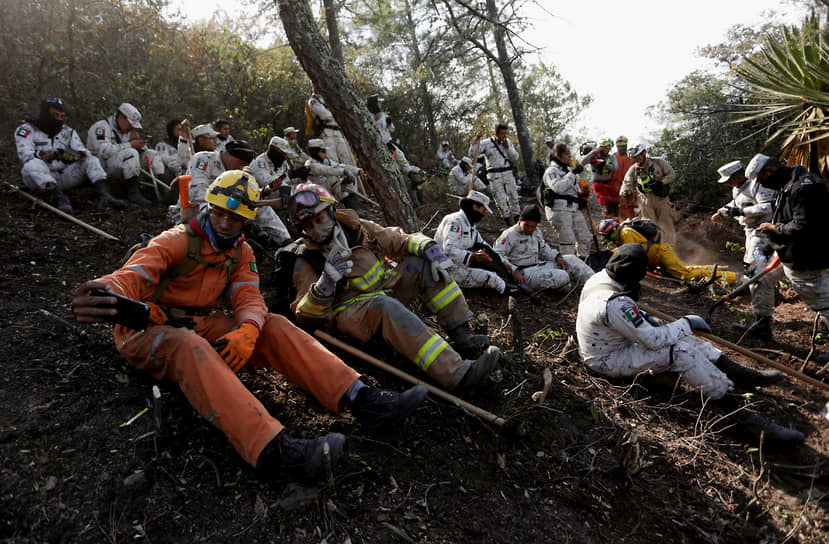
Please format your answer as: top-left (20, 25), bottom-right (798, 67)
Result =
top-left (16, 128), bottom-right (30, 138)
top-left (249, 262), bottom-right (258, 274)
top-left (196, 160), bottom-right (208, 171)
top-left (621, 303), bottom-right (643, 327)
top-left (450, 224), bottom-right (461, 233)
top-left (95, 127), bottom-right (106, 140)
top-left (257, 160), bottom-right (265, 168)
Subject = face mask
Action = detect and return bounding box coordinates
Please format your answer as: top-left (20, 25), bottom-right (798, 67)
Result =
top-left (308, 215), bottom-right (336, 244)
top-left (466, 209), bottom-right (484, 224)
top-left (267, 147), bottom-right (286, 167)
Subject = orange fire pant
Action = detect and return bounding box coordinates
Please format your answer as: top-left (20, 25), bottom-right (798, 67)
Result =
top-left (113, 313), bottom-right (360, 467)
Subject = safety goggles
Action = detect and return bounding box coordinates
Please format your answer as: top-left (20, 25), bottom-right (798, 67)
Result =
top-left (289, 189), bottom-right (324, 223)
top-left (209, 174), bottom-right (256, 212)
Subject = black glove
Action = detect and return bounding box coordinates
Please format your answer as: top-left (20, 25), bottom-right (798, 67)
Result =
top-left (640, 310), bottom-right (663, 327)
top-left (573, 165), bottom-right (584, 175)
top-left (726, 206), bottom-right (743, 217)
top-left (683, 314), bottom-right (711, 333)
top-left (289, 165), bottom-right (310, 180)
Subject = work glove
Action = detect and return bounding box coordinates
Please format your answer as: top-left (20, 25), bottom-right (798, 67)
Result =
top-left (315, 254), bottom-right (353, 297)
top-left (211, 322), bottom-right (260, 372)
top-left (424, 244), bottom-right (453, 284)
top-left (620, 189), bottom-right (633, 198)
top-left (572, 165), bottom-right (584, 175)
top-left (683, 314), bottom-right (712, 334)
top-left (724, 206), bottom-right (743, 217)
top-left (289, 165), bottom-right (310, 180)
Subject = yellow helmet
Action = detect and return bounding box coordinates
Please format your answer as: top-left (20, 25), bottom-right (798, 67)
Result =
top-left (616, 135), bottom-right (628, 146)
top-left (205, 170), bottom-right (260, 220)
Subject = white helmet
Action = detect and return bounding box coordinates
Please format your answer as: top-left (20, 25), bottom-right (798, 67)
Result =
top-left (117, 103), bottom-right (142, 129)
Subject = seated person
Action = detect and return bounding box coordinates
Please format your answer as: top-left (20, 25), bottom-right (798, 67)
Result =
top-left (289, 183), bottom-right (500, 394)
top-left (576, 244), bottom-right (802, 448)
top-left (15, 97), bottom-right (112, 213)
top-left (70, 171), bottom-right (427, 481)
top-left (494, 205), bottom-right (595, 293)
top-left (434, 191), bottom-right (519, 295)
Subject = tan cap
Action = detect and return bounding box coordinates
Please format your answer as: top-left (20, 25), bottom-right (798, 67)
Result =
top-left (283, 126), bottom-right (299, 136)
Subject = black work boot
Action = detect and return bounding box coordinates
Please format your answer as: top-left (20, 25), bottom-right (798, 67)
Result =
top-left (715, 354), bottom-right (784, 387)
top-left (447, 322), bottom-right (489, 358)
top-left (257, 431), bottom-right (346, 481)
top-left (733, 410), bottom-right (805, 450)
top-left (731, 314), bottom-right (772, 340)
top-left (350, 384), bottom-right (428, 431)
top-left (126, 178), bottom-right (152, 206)
top-left (93, 179), bottom-right (125, 210)
top-left (455, 346), bottom-right (501, 393)
top-left (43, 184), bottom-right (73, 214)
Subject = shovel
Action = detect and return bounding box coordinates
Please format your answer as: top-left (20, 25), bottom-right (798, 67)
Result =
top-left (582, 200), bottom-right (612, 271)
top-left (705, 254), bottom-right (782, 321)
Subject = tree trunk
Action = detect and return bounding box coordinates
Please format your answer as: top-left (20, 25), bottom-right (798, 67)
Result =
top-left (276, 0), bottom-right (420, 232)
top-left (402, 0), bottom-right (438, 149)
top-left (486, 0), bottom-right (537, 186)
top-left (322, 0), bottom-right (343, 65)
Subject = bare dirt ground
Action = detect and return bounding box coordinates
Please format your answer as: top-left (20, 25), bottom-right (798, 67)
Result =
top-left (1, 176), bottom-right (827, 543)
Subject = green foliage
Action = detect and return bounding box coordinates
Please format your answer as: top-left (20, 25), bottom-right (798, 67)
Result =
top-left (519, 64), bottom-right (592, 156)
top-left (725, 241), bottom-right (745, 254)
top-left (734, 15), bottom-right (829, 174)
top-left (0, 0), bottom-right (307, 156)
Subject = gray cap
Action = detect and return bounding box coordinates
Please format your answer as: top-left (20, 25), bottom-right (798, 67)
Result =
top-left (716, 160), bottom-right (743, 183)
top-left (544, 136), bottom-right (553, 143)
top-left (745, 154), bottom-right (772, 180)
top-left (117, 103), bottom-right (142, 129)
top-left (283, 126), bottom-right (299, 136)
top-left (268, 136), bottom-right (292, 154)
top-left (464, 190), bottom-right (493, 213)
top-left (307, 138), bottom-right (326, 149)
top-left (460, 156), bottom-right (473, 166)
top-left (441, 140), bottom-right (450, 146)
top-left (192, 123), bottom-right (218, 138)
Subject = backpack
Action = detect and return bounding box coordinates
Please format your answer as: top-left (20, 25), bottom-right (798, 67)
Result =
top-left (624, 218), bottom-right (661, 244)
top-left (271, 238), bottom-right (317, 319)
top-left (120, 224), bottom-right (240, 304)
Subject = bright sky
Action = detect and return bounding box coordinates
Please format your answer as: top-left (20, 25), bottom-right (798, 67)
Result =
top-left (169, 0), bottom-right (808, 144)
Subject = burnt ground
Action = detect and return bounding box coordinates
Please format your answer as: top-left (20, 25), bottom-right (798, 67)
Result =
top-left (1, 176), bottom-right (828, 544)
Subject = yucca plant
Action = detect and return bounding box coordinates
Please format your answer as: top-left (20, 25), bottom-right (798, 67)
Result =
top-left (734, 15), bottom-right (829, 177)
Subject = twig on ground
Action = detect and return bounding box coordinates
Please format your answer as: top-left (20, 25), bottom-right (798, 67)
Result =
top-left (800, 312), bottom-right (821, 372)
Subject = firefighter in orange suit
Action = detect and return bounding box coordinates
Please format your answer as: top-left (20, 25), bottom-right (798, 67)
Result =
top-left (70, 171), bottom-right (427, 482)
top-left (289, 183), bottom-right (501, 394)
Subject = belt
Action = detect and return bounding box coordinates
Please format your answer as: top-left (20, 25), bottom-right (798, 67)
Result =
top-left (162, 305), bottom-right (213, 318)
top-left (324, 125), bottom-right (340, 131)
top-left (487, 166), bottom-right (512, 173)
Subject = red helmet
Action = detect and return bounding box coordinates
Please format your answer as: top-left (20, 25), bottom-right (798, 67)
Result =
top-left (598, 219), bottom-right (619, 241)
top-left (289, 183), bottom-right (336, 223)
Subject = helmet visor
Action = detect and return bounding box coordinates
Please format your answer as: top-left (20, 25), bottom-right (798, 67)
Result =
top-left (289, 189), bottom-right (323, 223)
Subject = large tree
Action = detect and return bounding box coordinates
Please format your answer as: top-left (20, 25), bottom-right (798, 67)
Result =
top-left (443, 0), bottom-right (539, 186)
top-left (275, 0), bottom-right (420, 231)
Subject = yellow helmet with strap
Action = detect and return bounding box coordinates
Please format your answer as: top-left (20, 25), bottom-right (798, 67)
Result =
top-left (205, 170), bottom-right (260, 220)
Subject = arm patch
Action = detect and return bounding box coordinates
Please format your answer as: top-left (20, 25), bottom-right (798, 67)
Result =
top-left (95, 127), bottom-right (106, 140)
top-left (620, 303), bottom-right (644, 327)
top-left (16, 128), bottom-right (30, 138)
